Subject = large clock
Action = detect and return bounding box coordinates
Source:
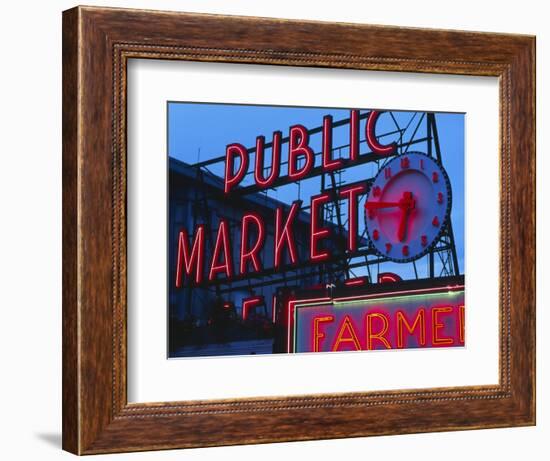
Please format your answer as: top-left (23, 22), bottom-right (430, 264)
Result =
top-left (364, 152), bottom-right (452, 263)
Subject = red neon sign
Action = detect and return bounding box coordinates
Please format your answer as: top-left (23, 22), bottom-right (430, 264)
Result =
top-left (222, 109), bottom-right (395, 193)
top-left (288, 285), bottom-right (465, 353)
top-left (177, 109), bottom-right (401, 287)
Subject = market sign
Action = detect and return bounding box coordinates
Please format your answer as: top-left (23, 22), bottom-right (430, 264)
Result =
top-left (174, 110), bottom-right (397, 287)
top-left (290, 284), bottom-right (464, 353)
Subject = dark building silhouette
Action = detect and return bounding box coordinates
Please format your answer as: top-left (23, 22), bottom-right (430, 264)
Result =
top-left (168, 158), bottom-right (353, 356)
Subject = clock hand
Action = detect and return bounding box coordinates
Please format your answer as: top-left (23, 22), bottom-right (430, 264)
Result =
top-left (397, 208), bottom-right (408, 242)
top-left (365, 191), bottom-right (415, 241)
top-left (364, 201), bottom-right (401, 209)
top-left (397, 192), bottom-right (415, 242)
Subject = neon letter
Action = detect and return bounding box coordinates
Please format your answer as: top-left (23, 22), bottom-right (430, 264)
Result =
top-left (310, 193), bottom-right (331, 262)
top-left (254, 132), bottom-right (281, 188)
top-left (378, 272), bottom-right (402, 283)
top-left (431, 306), bottom-right (454, 345)
top-left (396, 309), bottom-right (426, 348)
top-left (240, 213), bottom-right (265, 274)
top-left (175, 225), bottom-right (205, 286)
top-left (242, 296), bottom-right (264, 321)
top-left (288, 124), bottom-right (314, 180)
top-left (332, 316), bottom-right (362, 351)
top-left (274, 200), bottom-right (301, 268)
top-left (272, 295), bottom-right (278, 323)
top-left (313, 315), bottom-right (334, 352)
top-left (322, 115), bottom-right (343, 171)
top-left (224, 143), bottom-right (249, 194)
top-left (366, 111), bottom-right (397, 155)
top-left (339, 184), bottom-right (366, 252)
top-left (349, 109), bottom-right (360, 161)
top-left (366, 312), bottom-right (391, 349)
top-left (208, 219), bottom-right (234, 281)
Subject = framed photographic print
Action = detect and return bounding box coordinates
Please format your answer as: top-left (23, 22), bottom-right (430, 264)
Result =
top-left (62, 5), bottom-right (535, 454)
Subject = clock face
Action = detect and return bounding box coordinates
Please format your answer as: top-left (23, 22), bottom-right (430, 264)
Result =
top-left (364, 152), bottom-right (452, 263)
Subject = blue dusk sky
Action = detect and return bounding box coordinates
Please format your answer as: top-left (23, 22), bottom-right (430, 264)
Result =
top-left (167, 102), bottom-right (464, 281)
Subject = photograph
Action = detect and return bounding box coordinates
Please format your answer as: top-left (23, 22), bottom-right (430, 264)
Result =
top-left (167, 104), bottom-right (465, 358)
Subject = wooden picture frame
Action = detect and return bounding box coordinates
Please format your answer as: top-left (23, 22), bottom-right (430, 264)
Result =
top-left (62, 5), bottom-right (535, 455)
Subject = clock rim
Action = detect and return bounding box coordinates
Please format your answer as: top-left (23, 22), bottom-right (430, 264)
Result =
top-left (364, 151), bottom-right (454, 264)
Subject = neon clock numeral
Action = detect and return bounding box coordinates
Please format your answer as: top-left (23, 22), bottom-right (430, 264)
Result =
top-left (437, 192), bottom-right (444, 204)
top-left (432, 171), bottom-right (439, 183)
top-left (372, 229), bottom-right (380, 240)
top-left (385, 242), bottom-right (392, 253)
top-left (384, 167), bottom-right (392, 179)
top-left (402, 245), bottom-right (409, 256)
top-left (372, 185), bottom-right (381, 197)
top-left (421, 235), bottom-right (428, 246)
top-left (432, 216), bottom-right (440, 227)
top-left (400, 157), bottom-right (410, 169)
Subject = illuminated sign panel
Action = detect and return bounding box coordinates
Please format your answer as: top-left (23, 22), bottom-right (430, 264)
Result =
top-left (291, 285), bottom-right (464, 353)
